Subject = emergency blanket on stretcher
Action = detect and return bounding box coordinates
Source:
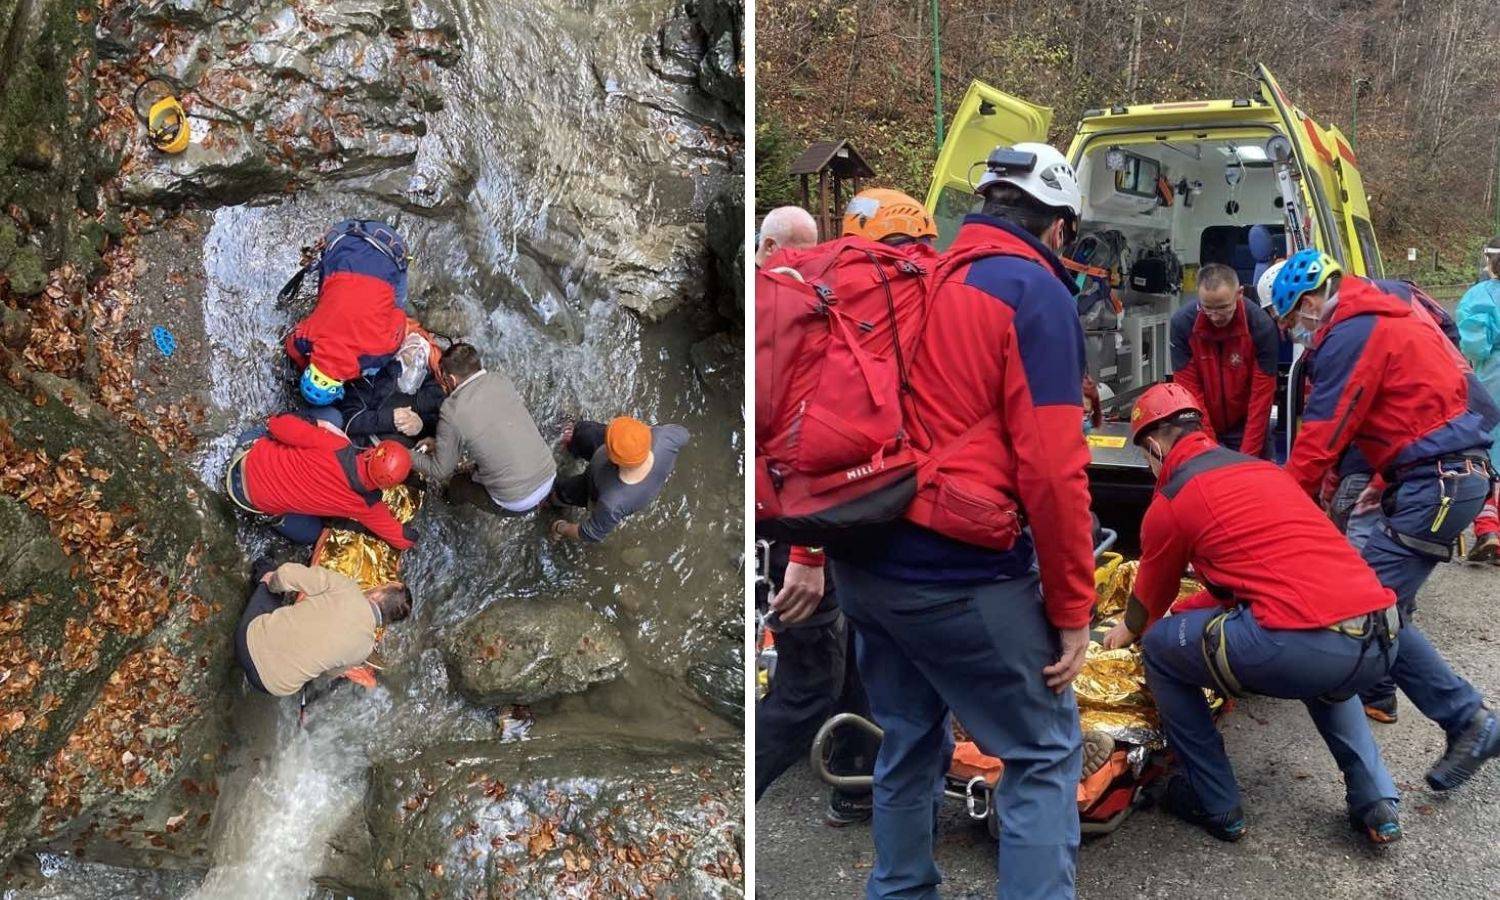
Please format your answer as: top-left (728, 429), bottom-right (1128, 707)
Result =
top-left (309, 484), bottom-right (418, 588)
top-left (951, 554), bottom-right (1225, 822)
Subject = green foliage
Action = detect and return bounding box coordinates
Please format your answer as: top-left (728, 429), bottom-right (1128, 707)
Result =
top-left (758, 0), bottom-right (1500, 261)
top-left (754, 116), bottom-right (801, 214)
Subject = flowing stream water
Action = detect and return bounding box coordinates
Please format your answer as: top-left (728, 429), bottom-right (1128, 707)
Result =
top-left (5, 0), bottom-right (740, 895)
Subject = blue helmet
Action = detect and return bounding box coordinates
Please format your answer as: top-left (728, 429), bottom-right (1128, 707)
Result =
top-left (1270, 248), bottom-right (1342, 317)
top-left (299, 363), bottom-right (345, 406)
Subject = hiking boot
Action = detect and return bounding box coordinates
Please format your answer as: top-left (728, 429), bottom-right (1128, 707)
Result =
top-left (1363, 695), bottom-right (1398, 724)
top-left (1468, 532), bottom-right (1500, 563)
top-left (1426, 707), bottom-right (1500, 791)
top-left (1159, 775), bottom-right (1246, 842)
top-left (250, 555), bottom-right (279, 585)
top-left (824, 790), bottom-right (872, 827)
top-left (1349, 799), bottom-right (1402, 845)
top-left (1082, 730), bottom-right (1115, 779)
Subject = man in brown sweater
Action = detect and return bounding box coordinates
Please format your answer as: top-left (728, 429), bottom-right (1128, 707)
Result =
top-left (235, 560), bottom-right (411, 697)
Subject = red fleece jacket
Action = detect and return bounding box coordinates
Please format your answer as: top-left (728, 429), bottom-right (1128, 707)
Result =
top-left (242, 414), bottom-right (415, 549)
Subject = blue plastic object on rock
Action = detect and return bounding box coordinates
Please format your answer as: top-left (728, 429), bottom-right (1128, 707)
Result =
top-left (151, 325), bottom-right (176, 357)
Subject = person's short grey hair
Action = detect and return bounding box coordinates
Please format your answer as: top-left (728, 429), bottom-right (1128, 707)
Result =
top-left (1197, 263), bottom-right (1240, 294)
top-left (759, 206), bottom-right (818, 254)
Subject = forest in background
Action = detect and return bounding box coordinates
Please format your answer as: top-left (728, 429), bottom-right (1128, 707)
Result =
top-left (756, 0), bottom-right (1500, 283)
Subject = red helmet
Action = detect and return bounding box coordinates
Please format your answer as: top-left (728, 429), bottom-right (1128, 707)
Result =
top-left (1129, 383), bottom-right (1203, 445)
top-left (363, 440), bottom-right (412, 489)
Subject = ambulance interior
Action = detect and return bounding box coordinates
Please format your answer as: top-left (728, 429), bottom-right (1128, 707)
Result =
top-left (1070, 134), bottom-right (1289, 406)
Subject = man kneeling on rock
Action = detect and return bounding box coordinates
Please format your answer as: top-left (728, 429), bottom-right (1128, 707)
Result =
top-left (409, 341), bottom-right (556, 517)
top-left (1103, 383), bottom-right (1403, 846)
top-left (548, 416), bottom-right (689, 543)
top-left (236, 560), bottom-right (412, 697)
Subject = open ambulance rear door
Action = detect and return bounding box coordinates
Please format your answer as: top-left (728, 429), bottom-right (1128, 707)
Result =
top-left (1325, 124), bottom-right (1385, 278)
top-left (1258, 64), bottom-right (1357, 460)
top-left (1256, 64), bottom-right (1349, 267)
top-left (924, 81), bottom-right (1052, 250)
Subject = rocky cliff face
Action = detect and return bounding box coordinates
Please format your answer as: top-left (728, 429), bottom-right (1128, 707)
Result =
top-left (0, 362), bottom-right (244, 867)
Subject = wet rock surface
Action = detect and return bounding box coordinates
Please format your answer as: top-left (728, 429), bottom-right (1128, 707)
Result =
top-left (445, 596), bottom-right (628, 706)
top-left (364, 736), bottom-right (743, 898)
top-left (100, 0), bottom-right (456, 207)
top-left (1, 0), bottom-right (744, 892)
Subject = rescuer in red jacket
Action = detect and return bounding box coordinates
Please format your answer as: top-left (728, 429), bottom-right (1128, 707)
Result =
top-left (285, 222), bottom-right (411, 407)
top-left (759, 188), bottom-right (937, 827)
top-left (1102, 383), bottom-right (1401, 845)
top-left (827, 144), bottom-right (1094, 900)
top-left (225, 413), bottom-right (417, 549)
top-left (1168, 262), bottom-right (1280, 457)
top-left (1273, 249), bottom-right (1499, 791)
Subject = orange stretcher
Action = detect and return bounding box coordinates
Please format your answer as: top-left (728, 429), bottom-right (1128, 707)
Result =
top-left (806, 535), bottom-right (1229, 838)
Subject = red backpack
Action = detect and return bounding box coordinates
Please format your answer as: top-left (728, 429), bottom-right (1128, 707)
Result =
top-left (753, 237), bottom-right (932, 544)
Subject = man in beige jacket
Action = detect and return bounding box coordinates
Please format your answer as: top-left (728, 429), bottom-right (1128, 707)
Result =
top-left (408, 342), bottom-right (556, 516)
top-left (236, 560), bottom-right (411, 697)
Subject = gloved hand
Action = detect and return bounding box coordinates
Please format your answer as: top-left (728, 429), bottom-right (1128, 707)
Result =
top-left (393, 407), bottom-right (422, 436)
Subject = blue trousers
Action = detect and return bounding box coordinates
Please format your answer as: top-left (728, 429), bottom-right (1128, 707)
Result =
top-left (1357, 465), bottom-right (1489, 733)
top-left (836, 563), bottom-right (1081, 900)
top-left (1143, 605), bottom-right (1398, 816)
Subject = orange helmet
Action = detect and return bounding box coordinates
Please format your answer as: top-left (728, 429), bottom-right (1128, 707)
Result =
top-left (841, 188), bottom-right (937, 243)
top-left (1129, 383), bottom-right (1203, 445)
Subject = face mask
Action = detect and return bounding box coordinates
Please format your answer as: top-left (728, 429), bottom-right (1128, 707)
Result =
top-left (1291, 325), bottom-right (1314, 346)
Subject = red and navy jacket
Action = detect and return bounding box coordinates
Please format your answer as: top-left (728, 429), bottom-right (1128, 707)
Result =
top-left (243, 414), bottom-right (416, 549)
top-left (285, 237), bottom-right (410, 383)
top-left (1169, 297), bottom-right (1278, 456)
top-left (1286, 276), bottom-right (1491, 495)
top-left (1128, 431), bottom-right (1394, 634)
top-left (837, 215), bottom-right (1095, 630)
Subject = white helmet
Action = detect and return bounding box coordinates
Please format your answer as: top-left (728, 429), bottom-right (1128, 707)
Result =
top-left (974, 142), bottom-right (1082, 217)
top-left (1256, 259), bottom-right (1286, 310)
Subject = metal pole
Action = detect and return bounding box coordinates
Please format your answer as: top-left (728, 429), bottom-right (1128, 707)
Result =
top-left (931, 0), bottom-right (944, 150)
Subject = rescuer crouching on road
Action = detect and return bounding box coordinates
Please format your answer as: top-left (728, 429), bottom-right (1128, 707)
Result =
top-left (1103, 383), bottom-right (1404, 846)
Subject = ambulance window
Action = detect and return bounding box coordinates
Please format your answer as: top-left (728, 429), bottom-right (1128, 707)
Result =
top-left (1352, 216), bottom-right (1385, 278)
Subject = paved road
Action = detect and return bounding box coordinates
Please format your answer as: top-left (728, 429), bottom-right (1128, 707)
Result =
top-left (755, 561), bottom-right (1500, 899)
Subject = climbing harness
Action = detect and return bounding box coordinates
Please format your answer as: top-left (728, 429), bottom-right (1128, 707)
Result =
top-left (223, 448), bottom-right (268, 517)
top-left (1318, 607), bottom-right (1400, 703)
top-left (1381, 454), bottom-right (1495, 560)
top-left (132, 79), bottom-right (191, 154)
top-left (1200, 610), bottom-right (1244, 699)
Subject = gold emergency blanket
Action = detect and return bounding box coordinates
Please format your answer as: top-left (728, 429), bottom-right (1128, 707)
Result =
top-left (1076, 556), bottom-right (1219, 747)
top-left (310, 485), bottom-right (419, 589)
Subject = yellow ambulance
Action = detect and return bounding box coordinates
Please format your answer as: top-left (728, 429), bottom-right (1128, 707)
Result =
top-left (926, 65), bottom-right (1381, 491)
